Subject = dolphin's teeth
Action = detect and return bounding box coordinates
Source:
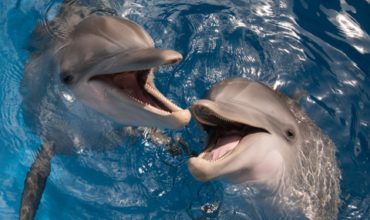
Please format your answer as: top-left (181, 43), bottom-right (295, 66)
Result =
top-left (146, 104), bottom-right (171, 115)
top-left (212, 112), bottom-right (233, 123)
top-left (126, 94), bottom-right (145, 105)
top-left (124, 91), bottom-right (170, 115)
top-left (124, 85), bottom-right (171, 114)
top-left (214, 149), bottom-right (236, 161)
top-left (199, 148), bottom-right (236, 162)
top-left (194, 105), bottom-right (234, 125)
top-left (144, 83), bottom-right (182, 112)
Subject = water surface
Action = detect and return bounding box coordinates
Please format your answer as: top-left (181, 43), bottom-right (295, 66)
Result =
top-left (0, 0), bottom-right (369, 219)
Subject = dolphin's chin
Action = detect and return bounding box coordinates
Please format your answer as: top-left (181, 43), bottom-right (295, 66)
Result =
top-left (89, 69), bottom-right (184, 115)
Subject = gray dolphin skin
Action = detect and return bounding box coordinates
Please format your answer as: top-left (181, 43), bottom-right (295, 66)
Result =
top-left (188, 78), bottom-right (340, 219)
top-left (56, 16), bottom-right (190, 128)
top-left (20, 2), bottom-right (190, 220)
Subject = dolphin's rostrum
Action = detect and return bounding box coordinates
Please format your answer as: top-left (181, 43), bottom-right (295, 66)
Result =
top-left (188, 78), bottom-right (340, 219)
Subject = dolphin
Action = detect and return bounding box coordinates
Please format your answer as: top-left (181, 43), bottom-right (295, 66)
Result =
top-left (55, 15), bottom-right (190, 128)
top-left (188, 78), bottom-right (340, 219)
top-left (20, 3), bottom-right (190, 220)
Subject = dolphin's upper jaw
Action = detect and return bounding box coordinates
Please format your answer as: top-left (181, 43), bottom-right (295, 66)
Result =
top-left (89, 69), bottom-right (184, 115)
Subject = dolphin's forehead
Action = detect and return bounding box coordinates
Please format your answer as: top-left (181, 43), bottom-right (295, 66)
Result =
top-left (206, 78), bottom-right (298, 131)
top-left (208, 79), bottom-right (287, 110)
top-left (57, 16), bottom-right (156, 74)
top-left (71, 16), bottom-right (154, 49)
top-left (207, 79), bottom-right (253, 101)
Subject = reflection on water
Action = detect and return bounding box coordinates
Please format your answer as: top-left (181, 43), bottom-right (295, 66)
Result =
top-left (320, 3), bottom-right (370, 55)
top-left (0, 0), bottom-right (369, 219)
top-left (336, 13), bottom-right (364, 39)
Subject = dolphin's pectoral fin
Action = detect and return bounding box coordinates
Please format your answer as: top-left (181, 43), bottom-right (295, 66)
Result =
top-left (20, 143), bottom-right (55, 220)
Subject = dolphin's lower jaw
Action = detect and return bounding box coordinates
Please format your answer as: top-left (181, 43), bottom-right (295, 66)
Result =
top-left (88, 69), bottom-right (191, 128)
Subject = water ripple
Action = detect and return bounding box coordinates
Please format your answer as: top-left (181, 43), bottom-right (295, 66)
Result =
top-left (0, 0), bottom-right (369, 219)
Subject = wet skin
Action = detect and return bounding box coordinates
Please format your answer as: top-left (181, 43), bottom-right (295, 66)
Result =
top-left (187, 78), bottom-right (340, 219)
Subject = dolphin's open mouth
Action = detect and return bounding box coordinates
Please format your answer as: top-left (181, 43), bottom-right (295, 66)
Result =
top-left (90, 70), bottom-right (183, 115)
top-left (193, 107), bottom-right (268, 162)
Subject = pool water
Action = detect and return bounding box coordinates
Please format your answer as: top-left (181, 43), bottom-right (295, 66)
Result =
top-left (0, 0), bottom-right (369, 219)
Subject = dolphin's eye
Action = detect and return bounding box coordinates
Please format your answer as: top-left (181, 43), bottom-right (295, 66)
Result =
top-left (61, 72), bottom-right (74, 84)
top-left (286, 129), bottom-right (295, 140)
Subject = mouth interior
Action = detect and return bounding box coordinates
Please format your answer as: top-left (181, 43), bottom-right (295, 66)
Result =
top-left (195, 108), bottom-right (268, 162)
top-left (90, 70), bottom-right (182, 114)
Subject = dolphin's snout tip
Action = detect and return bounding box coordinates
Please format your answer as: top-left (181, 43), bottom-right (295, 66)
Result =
top-left (160, 49), bottom-right (183, 65)
top-left (167, 109), bottom-right (191, 129)
top-left (188, 157), bottom-right (214, 182)
top-left (168, 57), bottom-right (181, 64)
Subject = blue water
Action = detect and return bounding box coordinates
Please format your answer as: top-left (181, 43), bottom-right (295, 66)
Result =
top-left (0, 0), bottom-right (369, 219)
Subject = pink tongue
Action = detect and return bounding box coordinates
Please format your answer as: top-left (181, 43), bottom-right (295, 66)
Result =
top-left (113, 72), bottom-right (161, 109)
top-left (113, 72), bottom-right (146, 100)
top-left (209, 135), bottom-right (241, 161)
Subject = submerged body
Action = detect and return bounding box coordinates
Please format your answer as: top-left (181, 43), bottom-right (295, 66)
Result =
top-left (188, 78), bottom-right (340, 219)
top-left (20, 1), bottom-right (190, 219)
